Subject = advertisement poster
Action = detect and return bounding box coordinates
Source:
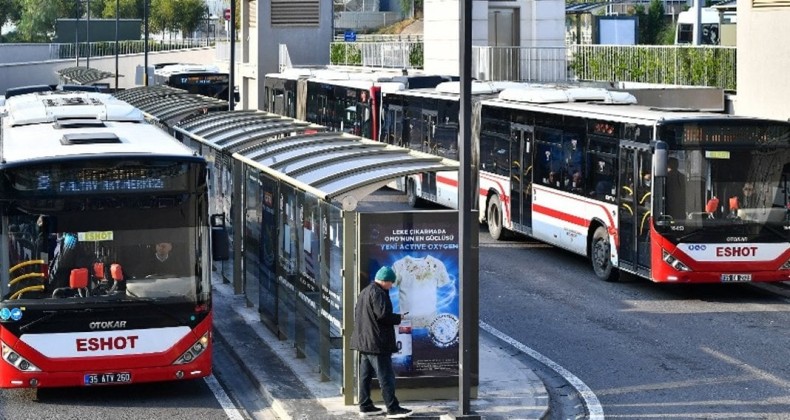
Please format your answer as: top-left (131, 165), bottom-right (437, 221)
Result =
top-left (358, 211), bottom-right (459, 378)
top-left (258, 174), bottom-right (278, 324)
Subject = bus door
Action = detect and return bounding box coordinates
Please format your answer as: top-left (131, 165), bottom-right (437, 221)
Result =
top-left (510, 123), bottom-right (534, 234)
top-left (421, 110), bottom-right (439, 201)
top-left (618, 144), bottom-right (652, 274)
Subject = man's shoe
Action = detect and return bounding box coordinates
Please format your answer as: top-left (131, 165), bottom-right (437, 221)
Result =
top-left (386, 406), bottom-right (412, 418)
top-left (359, 405), bottom-right (384, 417)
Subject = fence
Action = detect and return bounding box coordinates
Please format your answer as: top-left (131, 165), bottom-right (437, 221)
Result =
top-left (330, 41), bottom-right (423, 69)
top-left (49, 38), bottom-right (214, 60)
top-left (327, 41), bottom-right (738, 89)
top-left (568, 44), bottom-right (737, 90)
top-left (472, 46), bottom-right (568, 83)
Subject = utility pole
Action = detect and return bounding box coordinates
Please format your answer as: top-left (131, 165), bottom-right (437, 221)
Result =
top-left (114, 0), bottom-right (119, 90)
top-left (144, 0), bottom-right (149, 86)
top-left (75, 2), bottom-right (80, 67)
top-left (86, 0), bottom-right (91, 68)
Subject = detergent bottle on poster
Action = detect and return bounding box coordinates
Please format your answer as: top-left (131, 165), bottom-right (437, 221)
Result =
top-left (392, 319), bottom-right (413, 374)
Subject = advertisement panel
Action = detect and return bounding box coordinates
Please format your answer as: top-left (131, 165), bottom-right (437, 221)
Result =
top-left (358, 211), bottom-right (459, 378)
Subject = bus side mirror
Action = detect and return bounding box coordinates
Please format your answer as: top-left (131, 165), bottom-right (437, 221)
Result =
top-left (653, 140), bottom-right (668, 177)
top-left (210, 214), bottom-right (230, 261)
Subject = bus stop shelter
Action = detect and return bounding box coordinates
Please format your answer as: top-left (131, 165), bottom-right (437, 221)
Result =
top-left (166, 109), bottom-right (466, 404)
top-left (56, 66), bottom-right (116, 86)
top-left (114, 86), bottom-right (228, 127)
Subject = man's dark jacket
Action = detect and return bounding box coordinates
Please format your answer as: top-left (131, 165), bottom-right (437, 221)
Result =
top-left (351, 281), bottom-right (402, 354)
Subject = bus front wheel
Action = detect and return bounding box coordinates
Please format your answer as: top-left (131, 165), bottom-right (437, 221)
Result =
top-left (487, 194), bottom-right (505, 240)
top-left (591, 226), bottom-right (619, 282)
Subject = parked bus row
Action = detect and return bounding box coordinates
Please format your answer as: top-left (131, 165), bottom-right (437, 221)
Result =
top-left (260, 69), bottom-right (790, 284)
top-left (0, 88), bottom-right (228, 389)
top-left (263, 67), bottom-right (452, 139)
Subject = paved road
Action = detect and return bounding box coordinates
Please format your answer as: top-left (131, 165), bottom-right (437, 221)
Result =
top-left (478, 230), bottom-right (790, 419)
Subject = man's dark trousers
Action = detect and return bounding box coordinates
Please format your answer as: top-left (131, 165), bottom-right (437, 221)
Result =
top-left (359, 352), bottom-right (399, 411)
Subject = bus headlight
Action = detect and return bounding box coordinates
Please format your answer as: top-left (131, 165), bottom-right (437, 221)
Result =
top-left (173, 332), bottom-right (210, 365)
top-left (1, 342), bottom-right (41, 372)
top-left (780, 258), bottom-right (790, 270)
top-left (662, 249), bottom-right (690, 272)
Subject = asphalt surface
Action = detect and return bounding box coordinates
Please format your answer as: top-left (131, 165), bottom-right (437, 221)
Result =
top-left (211, 274), bottom-right (550, 420)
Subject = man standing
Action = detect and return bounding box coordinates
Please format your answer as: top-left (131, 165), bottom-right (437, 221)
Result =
top-left (351, 266), bottom-right (412, 418)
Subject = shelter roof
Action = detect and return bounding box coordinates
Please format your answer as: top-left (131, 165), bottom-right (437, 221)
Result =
top-left (173, 111), bottom-right (458, 210)
top-left (57, 66), bottom-right (117, 85)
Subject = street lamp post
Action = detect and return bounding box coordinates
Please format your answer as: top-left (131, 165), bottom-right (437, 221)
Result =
top-left (114, 0), bottom-right (119, 90)
top-left (86, 0), bottom-right (90, 68)
top-left (144, 0), bottom-right (149, 86)
top-left (74, 2), bottom-right (79, 66)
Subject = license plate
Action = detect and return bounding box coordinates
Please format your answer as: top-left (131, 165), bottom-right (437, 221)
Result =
top-left (84, 372), bottom-right (132, 386)
top-left (721, 273), bottom-right (752, 282)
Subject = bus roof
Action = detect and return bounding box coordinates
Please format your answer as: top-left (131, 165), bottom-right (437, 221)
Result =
top-left (1, 91), bottom-right (195, 165)
top-left (483, 91), bottom-right (753, 126)
top-left (154, 63), bottom-right (221, 76)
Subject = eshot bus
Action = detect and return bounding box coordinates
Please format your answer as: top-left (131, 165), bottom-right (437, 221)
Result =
top-left (0, 90), bottom-right (228, 388)
top-left (382, 83), bottom-right (790, 283)
top-left (379, 80), bottom-right (532, 207)
top-left (153, 63), bottom-right (234, 102)
top-left (263, 68), bottom-right (449, 139)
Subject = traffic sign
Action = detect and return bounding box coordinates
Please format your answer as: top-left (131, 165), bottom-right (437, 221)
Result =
top-left (224, 8), bottom-right (231, 21)
top-left (344, 30), bottom-right (357, 42)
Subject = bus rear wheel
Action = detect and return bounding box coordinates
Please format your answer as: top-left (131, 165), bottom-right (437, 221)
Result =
top-left (591, 225), bottom-right (619, 282)
top-left (487, 194), bottom-right (505, 240)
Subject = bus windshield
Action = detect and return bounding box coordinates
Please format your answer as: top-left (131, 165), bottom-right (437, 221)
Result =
top-left (2, 200), bottom-right (205, 304)
top-left (655, 147), bottom-right (790, 240)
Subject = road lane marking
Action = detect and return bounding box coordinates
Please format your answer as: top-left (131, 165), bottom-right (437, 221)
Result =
top-left (480, 321), bottom-right (604, 420)
top-left (205, 374), bottom-right (247, 420)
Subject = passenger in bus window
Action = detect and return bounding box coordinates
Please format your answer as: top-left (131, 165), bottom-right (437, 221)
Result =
top-left (48, 232), bottom-right (86, 296)
top-left (569, 170), bottom-right (584, 193)
top-left (736, 182), bottom-right (757, 208)
top-left (547, 171), bottom-right (561, 188)
top-left (639, 173), bottom-right (652, 206)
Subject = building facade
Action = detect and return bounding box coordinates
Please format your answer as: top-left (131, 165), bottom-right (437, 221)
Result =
top-left (734, 0), bottom-right (790, 121)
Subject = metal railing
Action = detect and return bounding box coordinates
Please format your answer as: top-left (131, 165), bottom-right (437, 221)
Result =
top-left (49, 38), bottom-right (214, 60)
top-left (472, 46), bottom-right (568, 83)
top-left (327, 41), bottom-right (738, 89)
top-left (568, 44), bottom-right (737, 90)
top-left (330, 41), bottom-right (423, 69)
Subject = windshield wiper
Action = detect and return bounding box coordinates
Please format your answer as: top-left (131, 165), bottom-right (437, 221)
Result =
top-left (19, 310), bottom-right (59, 333)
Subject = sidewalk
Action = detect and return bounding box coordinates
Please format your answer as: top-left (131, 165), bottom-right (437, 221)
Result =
top-left (212, 276), bottom-right (549, 419)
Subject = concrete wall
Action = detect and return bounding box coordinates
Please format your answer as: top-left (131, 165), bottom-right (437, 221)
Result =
top-left (423, 0), bottom-right (564, 76)
top-left (0, 48), bottom-right (215, 93)
top-left (734, 1), bottom-right (790, 120)
top-left (0, 44), bottom-right (57, 64)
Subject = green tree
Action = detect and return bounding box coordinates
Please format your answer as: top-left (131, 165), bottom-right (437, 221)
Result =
top-left (16, 0), bottom-right (61, 41)
top-left (174, 0), bottom-right (207, 37)
top-left (633, 0), bottom-right (667, 45)
top-left (102, 0), bottom-right (142, 18)
top-left (150, 0), bottom-right (177, 36)
top-left (0, 0), bottom-right (23, 28)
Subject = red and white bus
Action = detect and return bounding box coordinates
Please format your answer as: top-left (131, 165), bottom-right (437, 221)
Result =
top-left (381, 82), bottom-right (790, 283)
top-left (0, 89), bottom-right (228, 388)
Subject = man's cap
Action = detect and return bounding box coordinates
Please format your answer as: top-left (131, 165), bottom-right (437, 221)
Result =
top-left (375, 266), bottom-right (397, 282)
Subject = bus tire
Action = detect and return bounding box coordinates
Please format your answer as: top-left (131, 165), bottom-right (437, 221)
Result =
top-left (407, 179), bottom-right (421, 208)
top-left (591, 225), bottom-right (619, 282)
top-left (487, 194), bottom-right (505, 240)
